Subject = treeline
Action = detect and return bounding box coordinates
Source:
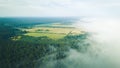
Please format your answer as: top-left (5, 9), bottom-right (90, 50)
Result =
top-left (0, 24), bottom-right (90, 68)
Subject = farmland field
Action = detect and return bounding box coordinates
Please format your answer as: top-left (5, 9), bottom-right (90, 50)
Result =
top-left (22, 23), bottom-right (83, 39)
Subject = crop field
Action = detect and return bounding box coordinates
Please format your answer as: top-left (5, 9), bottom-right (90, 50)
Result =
top-left (22, 23), bottom-right (82, 39)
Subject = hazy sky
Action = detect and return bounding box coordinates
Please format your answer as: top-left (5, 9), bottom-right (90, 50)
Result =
top-left (0, 0), bottom-right (120, 17)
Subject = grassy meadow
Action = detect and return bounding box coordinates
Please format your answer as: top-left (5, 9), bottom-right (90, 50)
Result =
top-left (22, 23), bottom-right (82, 39)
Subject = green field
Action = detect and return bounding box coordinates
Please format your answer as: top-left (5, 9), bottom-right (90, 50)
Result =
top-left (22, 23), bottom-right (83, 39)
top-left (24, 33), bottom-right (66, 39)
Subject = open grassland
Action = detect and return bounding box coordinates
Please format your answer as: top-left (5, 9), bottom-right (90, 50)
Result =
top-left (24, 33), bottom-right (66, 39)
top-left (22, 23), bottom-right (83, 39)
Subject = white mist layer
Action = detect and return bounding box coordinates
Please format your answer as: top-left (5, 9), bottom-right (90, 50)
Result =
top-left (73, 17), bottom-right (120, 68)
top-left (39, 18), bottom-right (120, 68)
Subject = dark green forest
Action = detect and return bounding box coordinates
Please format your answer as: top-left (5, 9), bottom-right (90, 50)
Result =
top-left (0, 23), bottom-right (89, 68)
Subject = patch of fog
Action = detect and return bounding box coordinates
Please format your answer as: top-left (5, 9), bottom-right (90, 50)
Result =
top-left (73, 17), bottom-right (120, 68)
top-left (38, 17), bottom-right (120, 68)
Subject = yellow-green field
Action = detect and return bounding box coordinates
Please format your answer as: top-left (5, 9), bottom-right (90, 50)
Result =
top-left (22, 23), bottom-right (83, 39)
top-left (24, 33), bottom-right (66, 39)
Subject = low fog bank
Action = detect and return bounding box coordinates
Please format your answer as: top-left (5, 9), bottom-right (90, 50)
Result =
top-left (73, 17), bottom-right (120, 68)
top-left (38, 17), bottom-right (120, 68)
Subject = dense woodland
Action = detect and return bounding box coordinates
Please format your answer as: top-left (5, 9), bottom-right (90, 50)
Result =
top-left (0, 23), bottom-right (89, 68)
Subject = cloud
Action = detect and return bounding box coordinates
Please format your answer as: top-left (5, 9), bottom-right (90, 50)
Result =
top-left (0, 0), bottom-right (120, 17)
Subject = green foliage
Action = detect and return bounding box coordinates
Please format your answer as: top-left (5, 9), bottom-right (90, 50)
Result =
top-left (0, 24), bottom-right (90, 68)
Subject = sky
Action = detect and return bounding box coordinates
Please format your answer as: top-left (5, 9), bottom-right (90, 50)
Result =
top-left (0, 0), bottom-right (120, 17)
